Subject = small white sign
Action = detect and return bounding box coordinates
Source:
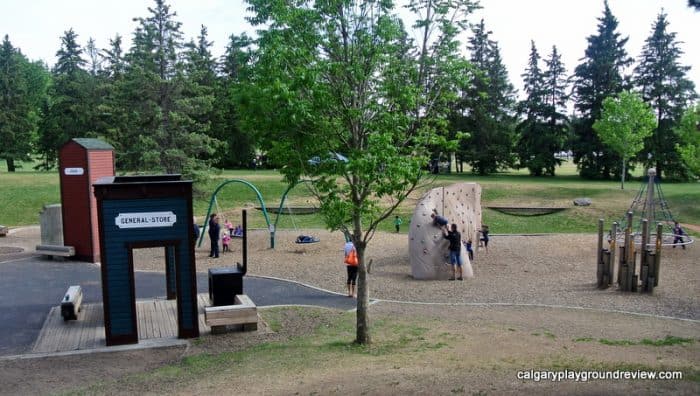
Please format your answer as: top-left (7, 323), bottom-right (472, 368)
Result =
top-left (115, 211), bottom-right (177, 229)
top-left (64, 167), bottom-right (84, 176)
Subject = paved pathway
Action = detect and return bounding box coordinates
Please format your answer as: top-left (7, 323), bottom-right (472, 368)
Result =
top-left (0, 255), bottom-right (355, 356)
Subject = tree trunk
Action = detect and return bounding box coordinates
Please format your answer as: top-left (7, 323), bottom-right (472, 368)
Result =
top-left (355, 244), bottom-right (371, 344)
top-left (6, 158), bottom-right (16, 172)
top-left (621, 159), bottom-right (625, 190)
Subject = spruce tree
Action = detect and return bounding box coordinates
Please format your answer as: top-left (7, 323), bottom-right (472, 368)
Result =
top-left (120, 0), bottom-right (221, 177)
top-left (634, 11), bottom-right (697, 179)
top-left (0, 36), bottom-right (46, 171)
top-left (541, 45), bottom-right (569, 174)
top-left (457, 19), bottom-right (516, 175)
top-left (516, 41), bottom-right (548, 175)
top-left (212, 33), bottom-right (256, 168)
top-left (571, 1), bottom-right (632, 179)
top-left (37, 29), bottom-right (93, 169)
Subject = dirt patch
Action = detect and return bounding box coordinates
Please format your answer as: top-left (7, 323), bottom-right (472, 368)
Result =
top-left (0, 246), bottom-right (23, 254)
top-left (2, 227), bottom-right (698, 394)
top-left (4, 304), bottom-right (696, 395)
top-left (135, 229), bottom-right (699, 320)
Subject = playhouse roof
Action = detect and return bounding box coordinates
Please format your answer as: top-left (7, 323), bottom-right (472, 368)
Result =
top-left (69, 138), bottom-right (114, 150)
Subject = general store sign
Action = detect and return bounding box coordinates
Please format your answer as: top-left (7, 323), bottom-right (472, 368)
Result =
top-left (115, 211), bottom-right (177, 229)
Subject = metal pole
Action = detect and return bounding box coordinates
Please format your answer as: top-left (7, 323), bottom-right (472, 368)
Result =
top-left (645, 168), bottom-right (656, 224)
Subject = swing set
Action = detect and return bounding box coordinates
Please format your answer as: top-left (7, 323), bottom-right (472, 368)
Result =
top-left (197, 179), bottom-right (319, 249)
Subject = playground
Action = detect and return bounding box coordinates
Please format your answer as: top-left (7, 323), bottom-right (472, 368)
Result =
top-left (0, 160), bottom-right (698, 394)
top-left (1, 226), bottom-right (698, 394)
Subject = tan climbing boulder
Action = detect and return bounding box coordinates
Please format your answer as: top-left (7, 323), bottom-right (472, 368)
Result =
top-left (408, 183), bottom-right (481, 279)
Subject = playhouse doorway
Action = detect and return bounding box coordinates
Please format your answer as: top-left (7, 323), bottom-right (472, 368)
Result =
top-left (128, 242), bottom-right (182, 341)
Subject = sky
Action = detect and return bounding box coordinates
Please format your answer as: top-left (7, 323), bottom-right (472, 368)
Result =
top-left (1, 0), bottom-right (698, 98)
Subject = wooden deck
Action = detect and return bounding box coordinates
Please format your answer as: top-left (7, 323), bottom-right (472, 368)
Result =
top-left (32, 294), bottom-right (214, 354)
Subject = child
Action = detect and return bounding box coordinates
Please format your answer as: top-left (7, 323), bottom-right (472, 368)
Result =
top-left (673, 221), bottom-right (686, 249)
top-left (463, 239), bottom-right (474, 261)
top-left (233, 224), bottom-right (243, 237)
top-left (394, 215), bottom-right (403, 233)
top-left (222, 232), bottom-right (231, 252)
top-left (431, 209), bottom-right (448, 228)
top-left (224, 219), bottom-right (234, 236)
top-left (479, 225), bottom-right (490, 252)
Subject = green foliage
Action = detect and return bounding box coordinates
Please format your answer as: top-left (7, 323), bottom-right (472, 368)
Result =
top-left (598, 335), bottom-right (694, 347)
top-left (455, 19), bottom-right (516, 175)
top-left (676, 103), bottom-right (700, 177)
top-left (0, 35), bottom-right (48, 172)
top-left (105, 0), bottom-right (222, 180)
top-left (634, 11), bottom-right (697, 180)
top-left (516, 42), bottom-right (568, 176)
top-left (210, 33), bottom-right (256, 169)
top-left (37, 28), bottom-right (95, 170)
top-left (241, 0), bottom-right (479, 344)
top-left (593, 90), bottom-right (656, 189)
top-left (571, 1), bottom-right (633, 179)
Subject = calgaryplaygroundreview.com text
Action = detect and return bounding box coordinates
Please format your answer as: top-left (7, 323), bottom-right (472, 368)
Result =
top-left (517, 369), bottom-right (684, 382)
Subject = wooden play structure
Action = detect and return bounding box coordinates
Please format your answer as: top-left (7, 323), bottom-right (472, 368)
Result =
top-left (94, 174), bottom-right (199, 345)
top-left (57, 138), bottom-right (115, 262)
top-left (597, 212), bottom-right (663, 293)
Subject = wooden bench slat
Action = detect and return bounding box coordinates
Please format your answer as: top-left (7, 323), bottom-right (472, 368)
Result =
top-left (204, 294), bottom-right (258, 328)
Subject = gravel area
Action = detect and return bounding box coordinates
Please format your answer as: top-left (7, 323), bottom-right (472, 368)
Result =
top-left (132, 229), bottom-right (700, 320)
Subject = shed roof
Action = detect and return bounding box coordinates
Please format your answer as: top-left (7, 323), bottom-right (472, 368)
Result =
top-left (69, 138), bottom-right (114, 150)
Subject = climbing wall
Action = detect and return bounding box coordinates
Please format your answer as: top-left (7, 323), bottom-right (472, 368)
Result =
top-left (408, 183), bottom-right (482, 279)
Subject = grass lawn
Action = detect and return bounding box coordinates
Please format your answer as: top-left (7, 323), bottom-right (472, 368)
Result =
top-left (1, 162), bottom-right (698, 235)
top-left (64, 306), bottom-right (699, 395)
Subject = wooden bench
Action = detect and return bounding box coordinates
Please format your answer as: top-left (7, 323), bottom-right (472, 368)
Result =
top-left (204, 294), bottom-right (258, 334)
top-left (36, 245), bottom-right (75, 260)
top-left (0, 225), bottom-right (8, 237)
top-left (61, 285), bottom-right (83, 321)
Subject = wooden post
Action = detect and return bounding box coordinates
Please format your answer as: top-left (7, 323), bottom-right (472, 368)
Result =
top-left (597, 219), bottom-right (604, 287)
top-left (654, 222), bottom-right (662, 287)
top-left (640, 219), bottom-right (649, 292)
top-left (626, 212), bottom-right (635, 292)
top-left (609, 222), bottom-right (618, 285)
top-left (601, 251), bottom-right (611, 289)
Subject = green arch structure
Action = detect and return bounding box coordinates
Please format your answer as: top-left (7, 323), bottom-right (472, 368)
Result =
top-left (198, 179), bottom-right (271, 248)
top-left (198, 178), bottom-right (315, 249)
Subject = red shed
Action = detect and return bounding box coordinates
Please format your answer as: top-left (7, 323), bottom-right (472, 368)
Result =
top-left (59, 138), bottom-right (115, 262)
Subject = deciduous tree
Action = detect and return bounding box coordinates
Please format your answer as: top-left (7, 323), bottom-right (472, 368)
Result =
top-left (593, 90), bottom-right (656, 189)
top-left (241, 0), bottom-right (477, 344)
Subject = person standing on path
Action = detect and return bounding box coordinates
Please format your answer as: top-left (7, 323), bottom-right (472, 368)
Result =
top-left (443, 223), bottom-right (463, 280)
top-left (394, 215), bottom-right (403, 233)
top-left (208, 214), bottom-right (221, 258)
top-left (344, 240), bottom-right (358, 297)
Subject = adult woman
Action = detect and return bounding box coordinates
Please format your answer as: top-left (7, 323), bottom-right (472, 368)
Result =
top-left (208, 214), bottom-right (221, 258)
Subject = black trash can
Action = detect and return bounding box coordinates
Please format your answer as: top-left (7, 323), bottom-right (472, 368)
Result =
top-left (208, 266), bottom-right (243, 306)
